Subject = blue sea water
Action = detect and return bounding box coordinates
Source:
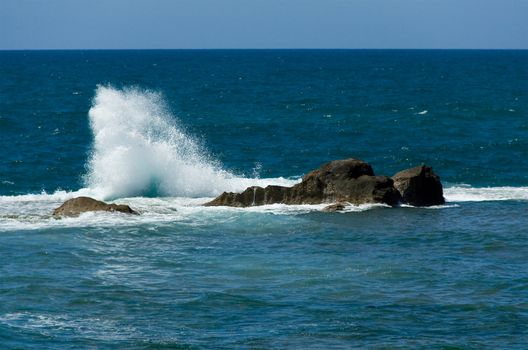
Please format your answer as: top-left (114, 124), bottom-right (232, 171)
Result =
top-left (0, 50), bottom-right (527, 349)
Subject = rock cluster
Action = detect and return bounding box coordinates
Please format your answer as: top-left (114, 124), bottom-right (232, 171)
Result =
top-left (51, 159), bottom-right (445, 216)
top-left (205, 158), bottom-right (444, 209)
top-left (52, 196), bottom-right (138, 218)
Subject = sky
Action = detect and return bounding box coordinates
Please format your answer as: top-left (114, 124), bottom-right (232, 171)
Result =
top-left (1, 0), bottom-right (527, 50)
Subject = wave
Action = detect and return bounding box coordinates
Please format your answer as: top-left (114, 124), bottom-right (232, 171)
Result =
top-left (22, 85), bottom-right (528, 205)
top-left (84, 85), bottom-right (296, 200)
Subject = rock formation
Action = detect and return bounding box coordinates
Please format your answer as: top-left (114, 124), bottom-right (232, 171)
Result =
top-left (203, 185), bottom-right (290, 207)
top-left (53, 197), bottom-right (139, 218)
top-left (205, 158), bottom-right (401, 207)
top-left (50, 161), bottom-right (445, 215)
top-left (392, 165), bottom-right (445, 206)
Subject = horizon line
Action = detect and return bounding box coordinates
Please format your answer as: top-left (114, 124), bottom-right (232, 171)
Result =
top-left (1, 48), bottom-right (527, 52)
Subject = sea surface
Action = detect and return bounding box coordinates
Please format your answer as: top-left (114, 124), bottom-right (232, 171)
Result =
top-left (0, 50), bottom-right (527, 349)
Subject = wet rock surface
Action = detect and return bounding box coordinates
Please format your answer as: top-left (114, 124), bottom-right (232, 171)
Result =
top-left (53, 197), bottom-right (139, 218)
top-left (205, 158), bottom-right (405, 207)
top-left (392, 165), bottom-right (445, 206)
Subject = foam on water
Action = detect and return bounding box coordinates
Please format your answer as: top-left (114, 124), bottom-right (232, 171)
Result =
top-left (85, 86), bottom-right (296, 200)
top-left (444, 185), bottom-right (528, 202)
top-left (0, 312), bottom-right (137, 341)
top-left (0, 197), bottom-right (390, 231)
top-left (0, 184), bottom-right (526, 231)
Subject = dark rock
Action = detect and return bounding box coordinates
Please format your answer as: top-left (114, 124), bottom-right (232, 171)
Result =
top-left (204, 185), bottom-right (291, 207)
top-left (284, 158), bottom-right (373, 204)
top-left (205, 158), bottom-right (401, 207)
top-left (53, 197), bottom-right (139, 218)
top-left (392, 165), bottom-right (445, 206)
top-left (322, 202), bottom-right (347, 212)
top-left (203, 186), bottom-right (261, 207)
top-left (286, 173), bottom-right (400, 205)
top-left (263, 185), bottom-right (291, 204)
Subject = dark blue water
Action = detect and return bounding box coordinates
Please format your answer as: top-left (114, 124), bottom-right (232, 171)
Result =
top-left (0, 50), bottom-right (527, 349)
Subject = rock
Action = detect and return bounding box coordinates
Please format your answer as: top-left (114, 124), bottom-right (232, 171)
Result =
top-left (285, 158), bottom-right (374, 204)
top-left (52, 197), bottom-right (139, 218)
top-left (287, 173), bottom-right (400, 205)
top-left (205, 158), bottom-right (401, 207)
top-left (322, 202), bottom-right (347, 212)
top-left (203, 185), bottom-right (290, 207)
top-left (262, 185), bottom-right (291, 204)
top-left (392, 165), bottom-right (445, 206)
top-left (203, 186), bottom-right (260, 207)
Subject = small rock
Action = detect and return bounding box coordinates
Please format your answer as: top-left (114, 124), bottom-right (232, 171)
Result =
top-left (53, 197), bottom-right (139, 218)
top-left (322, 202), bottom-right (347, 212)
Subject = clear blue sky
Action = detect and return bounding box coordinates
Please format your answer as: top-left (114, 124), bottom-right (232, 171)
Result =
top-left (1, 0), bottom-right (527, 49)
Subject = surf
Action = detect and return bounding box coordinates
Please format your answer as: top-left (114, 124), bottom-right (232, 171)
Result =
top-left (443, 185), bottom-right (528, 202)
top-left (84, 85), bottom-right (295, 200)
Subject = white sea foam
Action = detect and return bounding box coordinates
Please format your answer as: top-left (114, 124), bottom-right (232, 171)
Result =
top-left (0, 196), bottom-right (390, 231)
top-left (444, 185), bottom-right (528, 202)
top-left (85, 86), bottom-right (296, 200)
top-left (400, 203), bottom-right (459, 209)
top-left (1, 184), bottom-right (527, 231)
top-left (0, 312), bottom-right (137, 340)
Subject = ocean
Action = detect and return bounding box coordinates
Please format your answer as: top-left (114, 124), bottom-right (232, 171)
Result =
top-left (0, 50), bottom-right (527, 349)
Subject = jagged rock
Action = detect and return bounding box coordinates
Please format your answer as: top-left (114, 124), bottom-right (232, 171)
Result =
top-left (392, 165), bottom-right (445, 206)
top-left (205, 158), bottom-right (401, 207)
top-left (52, 196), bottom-right (139, 218)
top-left (204, 185), bottom-right (290, 207)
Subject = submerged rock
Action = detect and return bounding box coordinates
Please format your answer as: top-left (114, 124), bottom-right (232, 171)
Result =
top-left (52, 197), bottom-right (139, 218)
top-left (322, 202), bottom-right (348, 212)
top-left (392, 165), bottom-right (445, 206)
top-left (205, 158), bottom-right (401, 207)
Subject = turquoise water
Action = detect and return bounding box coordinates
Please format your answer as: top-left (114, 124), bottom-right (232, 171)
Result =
top-left (0, 50), bottom-right (527, 349)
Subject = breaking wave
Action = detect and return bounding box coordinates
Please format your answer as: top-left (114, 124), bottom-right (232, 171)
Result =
top-left (84, 86), bottom-right (295, 199)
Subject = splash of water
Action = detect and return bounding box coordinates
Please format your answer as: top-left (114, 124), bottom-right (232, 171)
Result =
top-left (84, 86), bottom-right (295, 199)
